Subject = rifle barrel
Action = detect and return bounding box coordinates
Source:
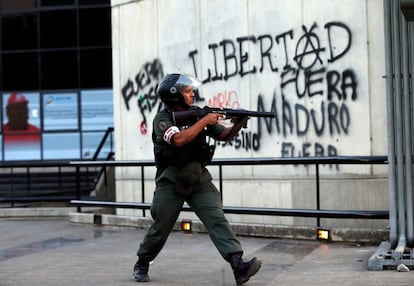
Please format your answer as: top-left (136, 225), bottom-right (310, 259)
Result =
top-left (210, 108), bottom-right (275, 118)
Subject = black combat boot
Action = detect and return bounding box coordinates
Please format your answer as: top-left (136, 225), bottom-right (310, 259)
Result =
top-left (230, 253), bottom-right (262, 285)
top-left (133, 260), bottom-right (149, 282)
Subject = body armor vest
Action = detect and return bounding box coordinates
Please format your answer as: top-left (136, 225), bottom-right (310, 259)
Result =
top-left (153, 108), bottom-right (215, 168)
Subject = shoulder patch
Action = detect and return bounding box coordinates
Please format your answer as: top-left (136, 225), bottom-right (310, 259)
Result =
top-left (159, 121), bottom-right (168, 131)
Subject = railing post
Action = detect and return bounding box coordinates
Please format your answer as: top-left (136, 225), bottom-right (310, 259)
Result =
top-left (76, 166), bottom-right (81, 212)
top-left (11, 167), bottom-right (15, 208)
top-left (58, 166), bottom-right (62, 190)
top-left (26, 167), bottom-right (31, 195)
top-left (141, 166), bottom-right (146, 217)
top-left (316, 163), bottom-right (320, 227)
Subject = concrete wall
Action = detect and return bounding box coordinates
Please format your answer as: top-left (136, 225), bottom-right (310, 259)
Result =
top-left (111, 0), bottom-right (388, 229)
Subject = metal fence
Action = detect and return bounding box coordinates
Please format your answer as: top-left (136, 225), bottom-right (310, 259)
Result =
top-left (69, 155), bottom-right (389, 227)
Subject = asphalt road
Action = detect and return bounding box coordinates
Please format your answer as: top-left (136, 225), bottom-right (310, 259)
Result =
top-left (0, 219), bottom-right (413, 286)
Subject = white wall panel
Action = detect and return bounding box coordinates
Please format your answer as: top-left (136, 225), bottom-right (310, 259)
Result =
top-left (111, 0), bottom-right (388, 228)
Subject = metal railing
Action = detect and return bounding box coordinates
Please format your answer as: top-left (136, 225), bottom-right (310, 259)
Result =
top-left (0, 160), bottom-right (97, 206)
top-left (69, 155), bottom-right (389, 226)
top-left (92, 127), bottom-right (114, 160)
top-left (0, 127), bottom-right (115, 207)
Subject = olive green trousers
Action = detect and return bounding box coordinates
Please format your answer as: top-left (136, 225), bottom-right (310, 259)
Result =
top-left (137, 170), bottom-right (243, 263)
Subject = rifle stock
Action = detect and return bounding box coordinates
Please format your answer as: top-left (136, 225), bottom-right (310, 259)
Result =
top-left (171, 109), bottom-right (207, 125)
top-left (172, 106), bottom-right (275, 125)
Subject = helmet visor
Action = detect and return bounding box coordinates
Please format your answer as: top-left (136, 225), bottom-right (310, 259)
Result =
top-left (175, 74), bottom-right (201, 93)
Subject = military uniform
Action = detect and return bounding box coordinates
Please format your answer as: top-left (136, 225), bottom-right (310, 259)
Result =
top-left (134, 73), bottom-right (261, 285)
top-left (136, 106), bottom-right (243, 264)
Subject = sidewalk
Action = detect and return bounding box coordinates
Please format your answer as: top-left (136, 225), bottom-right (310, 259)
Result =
top-left (0, 218), bottom-right (413, 286)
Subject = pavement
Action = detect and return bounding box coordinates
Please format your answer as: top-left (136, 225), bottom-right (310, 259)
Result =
top-left (1, 218), bottom-right (414, 286)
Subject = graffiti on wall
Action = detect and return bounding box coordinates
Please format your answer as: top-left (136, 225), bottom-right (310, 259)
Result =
top-left (121, 21), bottom-right (362, 161)
top-left (189, 21), bottom-right (356, 159)
top-left (121, 59), bottom-right (164, 135)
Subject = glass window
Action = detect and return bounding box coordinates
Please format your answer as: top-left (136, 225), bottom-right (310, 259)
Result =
top-left (82, 131), bottom-right (112, 159)
top-left (40, 10), bottom-right (77, 48)
top-left (4, 138), bottom-right (41, 160)
top-left (0, 2), bottom-right (114, 161)
top-left (40, 50), bottom-right (78, 89)
top-left (81, 89), bottom-right (113, 131)
top-left (3, 92), bottom-right (41, 161)
top-left (1, 13), bottom-right (38, 50)
top-left (0, 0), bottom-right (37, 11)
top-left (2, 92), bottom-right (41, 131)
top-left (41, 0), bottom-right (75, 6)
top-left (2, 52), bottom-right (39, 91)
top-left (79, 0), bottom-right (110, 7)
top-left (42, 133), bottom-right (80, 159)
top-left (80, 48), bottom-right (112, 88)
top-left (79, 7), bottom-right (111, 46)
top-left (43, 92), bottom-right (79, 131)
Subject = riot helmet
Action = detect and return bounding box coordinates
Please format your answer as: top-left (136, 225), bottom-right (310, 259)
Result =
top-left (157, 73), bottom-right (201, 108)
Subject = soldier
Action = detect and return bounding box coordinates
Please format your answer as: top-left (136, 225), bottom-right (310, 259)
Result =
top-left (133, 73), bottom-right (261, 285)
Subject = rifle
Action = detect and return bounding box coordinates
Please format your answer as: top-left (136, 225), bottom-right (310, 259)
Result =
top-left (172, 106), bottom-right (275, 125)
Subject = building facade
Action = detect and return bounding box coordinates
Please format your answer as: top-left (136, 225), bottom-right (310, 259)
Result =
top-left (112, 0), bottom-right (389, 229)
top-left (0, 0), bottom-right (113, 160)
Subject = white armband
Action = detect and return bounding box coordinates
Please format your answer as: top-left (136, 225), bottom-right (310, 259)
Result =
top-left (163, 126), bottom-right (180, 144)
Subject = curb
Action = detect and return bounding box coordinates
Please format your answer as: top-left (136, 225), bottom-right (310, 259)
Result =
top-left (68, 211), bottom-right (389, 243)
top-left (0, 208), bottom-right (389, 243)
top-left (0, 207), bottom-right (77, 219)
